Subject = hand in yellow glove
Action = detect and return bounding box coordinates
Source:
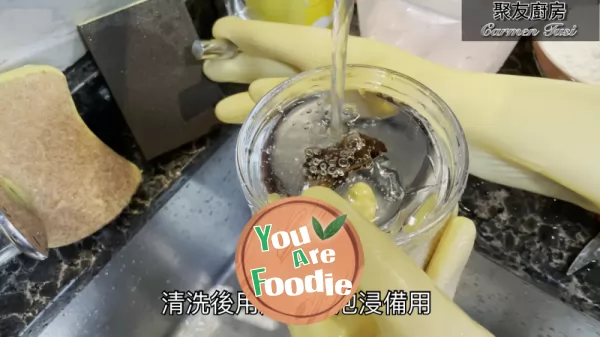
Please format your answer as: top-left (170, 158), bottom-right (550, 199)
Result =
top-left (203, 17), bottom-right (495, 336)
top-left (270, 181), bottom-right (475, 300)
top-left (287, 186), bottom-right (492, 337)
top-left (205, 16), bottom-right (478, 297)
top-left (203, 16), bottom-right (600, 216)
top-left (345, 182), bottom-right (476, 301)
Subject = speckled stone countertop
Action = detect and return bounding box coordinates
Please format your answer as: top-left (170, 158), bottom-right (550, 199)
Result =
top-left (1, 36), bottom-right (599, 336)
top-left (461, 40), bottom-right (600, 318)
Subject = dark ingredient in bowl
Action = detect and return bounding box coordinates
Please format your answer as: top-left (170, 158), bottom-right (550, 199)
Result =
top-left (302, 131), bottom-right (388, 189)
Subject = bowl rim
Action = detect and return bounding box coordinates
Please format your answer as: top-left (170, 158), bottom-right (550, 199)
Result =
top-left (534, 40), bottom-right (584, 83)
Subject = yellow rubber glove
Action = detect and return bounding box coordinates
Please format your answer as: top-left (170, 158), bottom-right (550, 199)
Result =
top-left (217, 81), bottom-right (475, 301)
top-left (268, 182), bottom-right (476, 302)
top-left (208, 18), bottom-right (488, 335)
top-left (285, 186), bottom-right (492, 337)
top-left (204, 16), bottom-right (600, 215)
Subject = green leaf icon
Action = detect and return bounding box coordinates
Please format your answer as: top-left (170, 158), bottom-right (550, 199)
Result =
top-left (323, 214), bottom-right (347, 240)
top-left (312, 217), bottom-right (325, 240)
top-left (313, 215), bottom-right (348, 240)
top-left (313, 214), bottom-right (347, 240)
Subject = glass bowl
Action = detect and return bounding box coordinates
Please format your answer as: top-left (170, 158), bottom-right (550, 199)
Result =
top-left (236, 65), bottom-right (468, 267)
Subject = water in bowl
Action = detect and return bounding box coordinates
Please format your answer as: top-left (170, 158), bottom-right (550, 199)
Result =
top-left (259, 90), bottom-right (448, 234)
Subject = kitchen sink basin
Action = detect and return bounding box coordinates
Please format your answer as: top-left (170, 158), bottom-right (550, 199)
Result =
top-left (27, 131), bottom-right (600, 337)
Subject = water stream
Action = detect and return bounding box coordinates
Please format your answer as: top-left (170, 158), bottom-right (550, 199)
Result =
top-left (329, 0), bottom-right (355, 139)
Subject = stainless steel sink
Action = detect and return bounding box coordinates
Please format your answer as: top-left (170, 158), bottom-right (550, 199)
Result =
top-left (28, 132), bottom-right (600, 337)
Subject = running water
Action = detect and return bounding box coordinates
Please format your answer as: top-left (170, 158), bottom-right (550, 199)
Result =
top-left (329, 0), bottom-right (355, 139)
top-left (257, 1), bottom-right (448, 235)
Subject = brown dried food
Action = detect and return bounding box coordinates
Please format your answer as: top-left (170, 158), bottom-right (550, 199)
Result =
top-left (302, 132), bottom-right (387, 189)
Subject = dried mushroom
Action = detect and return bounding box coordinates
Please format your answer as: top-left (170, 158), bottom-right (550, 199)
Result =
top-left (302, 131), bottom-right (387, 189)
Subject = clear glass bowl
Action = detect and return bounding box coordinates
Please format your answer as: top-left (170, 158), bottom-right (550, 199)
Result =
top-left (236, 65), bottom-right (468, 267)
